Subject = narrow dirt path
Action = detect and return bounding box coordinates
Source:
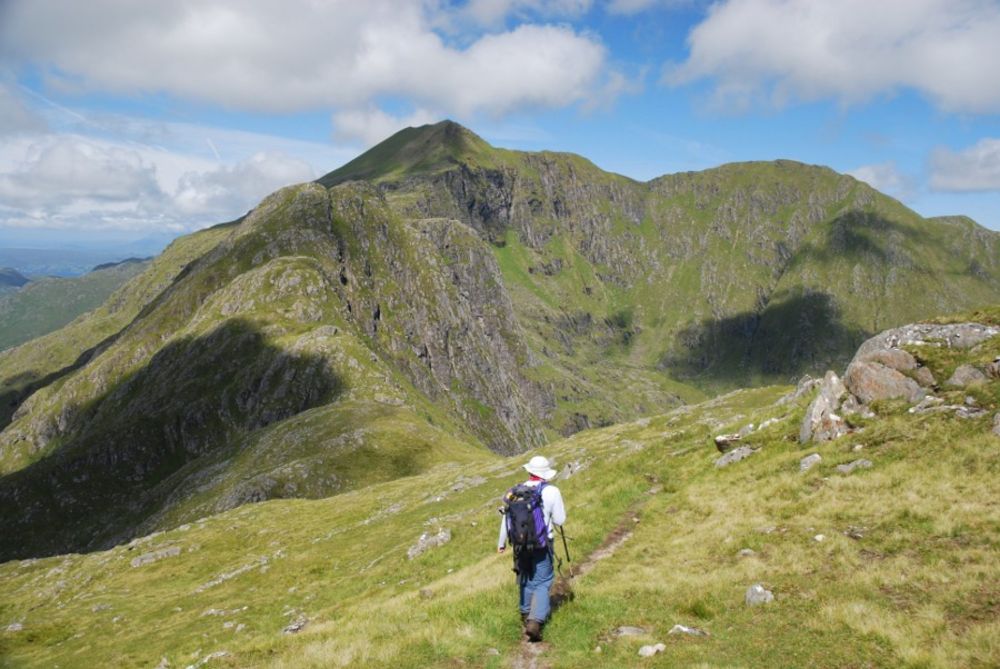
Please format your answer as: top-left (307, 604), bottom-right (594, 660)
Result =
top-left (509, 496), bottom-right (649, 669)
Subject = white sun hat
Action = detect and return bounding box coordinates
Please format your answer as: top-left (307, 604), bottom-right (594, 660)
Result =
top-left (523, 455), bottom-right (557, 480)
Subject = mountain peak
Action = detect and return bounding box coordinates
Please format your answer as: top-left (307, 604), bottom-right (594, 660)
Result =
top-left (317, 119), bottom-right (495, 187)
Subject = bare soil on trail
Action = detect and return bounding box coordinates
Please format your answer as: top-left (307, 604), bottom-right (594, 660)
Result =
top-left (509, 500), bottom-right (646, 668)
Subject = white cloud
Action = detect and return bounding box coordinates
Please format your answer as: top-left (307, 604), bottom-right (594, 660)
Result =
top-left (0, 81), bottom-right (46, 135)
top-left (664, 0), bottom-right (1000, 114)
top-left (0, 136), bottom-right (163, 210)
top-left (332, 107), bottom-right (440, 148)
top-left (0, 0), bottom-right (613, 120)
top-left (848, 161), bottom-right (914, 200)
top-left (174, 152), bottom-right (315, 217)
top-left (0, 114), bottom-right (351, 232)
top-left (930, 139), bottom-right (1000, 192)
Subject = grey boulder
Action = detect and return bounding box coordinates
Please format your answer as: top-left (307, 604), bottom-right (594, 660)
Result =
top-left (745, 584), bottom-right (774, 606)
top-left (945, 364), bottom-right (987, 388)
top-left (799, 453), bottom-right (822, 472)
top-left (844, 361), bottom-right (924, 405)
top-left (836, 459), bottom-right (873, 475)
top-left (715, 446), bottom-right (756, 468)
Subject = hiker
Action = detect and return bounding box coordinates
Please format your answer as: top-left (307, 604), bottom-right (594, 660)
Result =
top-left (497, 455), bottom-right (566, 642)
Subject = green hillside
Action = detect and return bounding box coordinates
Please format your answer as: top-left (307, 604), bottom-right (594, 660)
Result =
top-left (1, 338), bottom-right (997, 667)
top-left (0, 259), bottom-right (148, 352)
top-left (1, 122), bottom-right (1000, 562)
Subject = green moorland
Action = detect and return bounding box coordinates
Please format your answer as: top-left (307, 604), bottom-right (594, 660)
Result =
top-left (0, 259), bottom-right (149, 353)
top-left (1, 327), bottom-right (998, 668)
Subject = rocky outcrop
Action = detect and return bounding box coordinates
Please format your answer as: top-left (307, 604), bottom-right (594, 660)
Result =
top-left (844, 360), bottom-right (925, 404)
top-left (406, 528), bottom-right (452, 560)
top-left (799, 371), bottom-right (849, 443)
top-left (777, 375), bottom-right (821, 405)
top-left (130, 546), bottom-right (181, 568)
top-left (850, 323), bottom-right (1000, 364)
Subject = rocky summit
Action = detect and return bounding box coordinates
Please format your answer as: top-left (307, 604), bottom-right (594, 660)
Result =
top-left (2, 121), bottom-right (1000, 564)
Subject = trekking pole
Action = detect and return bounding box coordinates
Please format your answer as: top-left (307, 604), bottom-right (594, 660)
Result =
top-left (558, 525), bottom-right (571, 563)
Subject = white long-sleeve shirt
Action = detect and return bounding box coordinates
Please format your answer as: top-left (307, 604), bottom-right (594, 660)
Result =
top-left (497, 480), bottom-right (566, 550)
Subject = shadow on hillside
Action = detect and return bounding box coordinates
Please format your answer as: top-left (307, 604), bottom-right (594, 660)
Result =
top-left (791, 210), bottom-right (905, 267)
top-left (661, 290), bottom-right (868, 386)
top-left (0, 343), bottom-right (109, 431)
top-left (0, 227), bottom-right (238, 432)
top-left (0, 318), bottom-right (342, 562)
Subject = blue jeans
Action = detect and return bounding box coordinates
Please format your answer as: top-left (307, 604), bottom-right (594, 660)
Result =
top-left (518, 548), bottom-right (554, 623)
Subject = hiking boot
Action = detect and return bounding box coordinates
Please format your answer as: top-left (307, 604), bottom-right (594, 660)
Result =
top-left (520, 611), bottom-right (529, 625)
top-left (524, 619), bottom-right (542, 642)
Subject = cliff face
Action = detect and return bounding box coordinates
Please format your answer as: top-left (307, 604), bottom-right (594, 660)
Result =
top-left (0, 181), bottom-right (546, 558)
top-left (2, 121), bottom-right (1000, 560)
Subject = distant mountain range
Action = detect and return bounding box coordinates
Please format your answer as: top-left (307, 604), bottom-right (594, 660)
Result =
top-left (1, 120), bottom-right (999, 560)
top-left (0, 259), bottom-right (149, 352)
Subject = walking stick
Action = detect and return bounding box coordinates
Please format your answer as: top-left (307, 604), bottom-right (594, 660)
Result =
top-left (558, 525), bottom-right (571, 563)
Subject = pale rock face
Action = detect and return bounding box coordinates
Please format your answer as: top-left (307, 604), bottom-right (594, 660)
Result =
top-left (799, 371), bottom-right (850, 443)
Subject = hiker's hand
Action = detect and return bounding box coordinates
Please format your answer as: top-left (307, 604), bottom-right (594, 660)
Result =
top-left (497, 547), bottom-right (505, 554)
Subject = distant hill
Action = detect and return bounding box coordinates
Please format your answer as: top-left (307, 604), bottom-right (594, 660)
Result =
top-left (0, 267), bottom-right (30, 289)
top-left (1, 120), bottom-right (999, 560)
top-left (0, 259), bottom-right (149, 352)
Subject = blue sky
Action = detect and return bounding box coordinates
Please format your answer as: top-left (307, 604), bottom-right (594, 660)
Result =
top-left (1, 0), bottom-right (999, 252)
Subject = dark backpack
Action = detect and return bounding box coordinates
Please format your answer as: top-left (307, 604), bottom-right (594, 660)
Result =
top-left (503, 482), bottom-right (548, 552)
